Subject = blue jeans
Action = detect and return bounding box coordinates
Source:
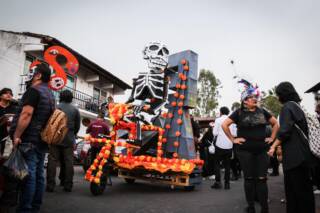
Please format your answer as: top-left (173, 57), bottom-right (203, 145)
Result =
top-left (17, 145), bottom-right (45, 213)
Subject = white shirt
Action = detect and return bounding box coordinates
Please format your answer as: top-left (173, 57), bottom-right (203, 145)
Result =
top-left (213, 115), bottom-right (234, 149)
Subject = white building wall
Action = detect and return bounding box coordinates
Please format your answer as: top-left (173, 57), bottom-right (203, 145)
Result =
top-left (75, 71), bottom-right (94, 96)
top-left (1, 32), bottom-right (122, 137)
top-left (0, 32), bottom-right (43, 98)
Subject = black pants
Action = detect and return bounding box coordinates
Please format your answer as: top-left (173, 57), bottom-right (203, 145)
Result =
top-left (311, 158), bottom-right (320, 190)
top-left (214, 147), bottom-right (232, 183)
top-left (284, 164), bottom-right (315, 213)
top-left (231, 149), bottom-right (241, 179)
top-left (47, 145), bottom-right (74, 190)
top-left (200, 147), bottom-right (215, 177)
top-left (237, 149), bottom-right (269, 212)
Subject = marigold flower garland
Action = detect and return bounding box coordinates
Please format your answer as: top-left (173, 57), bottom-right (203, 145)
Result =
top-left (85, 59), bottom-right (204, 185)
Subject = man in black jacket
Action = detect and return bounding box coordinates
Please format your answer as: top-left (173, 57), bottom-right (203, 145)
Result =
top-left (46, 90), bottom-right (80, 192)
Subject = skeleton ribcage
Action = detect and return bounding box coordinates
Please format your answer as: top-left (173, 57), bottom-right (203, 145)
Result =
top-left (134, 73), bottom-right (164, 100)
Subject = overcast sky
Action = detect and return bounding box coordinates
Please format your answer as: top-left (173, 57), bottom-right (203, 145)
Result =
top-left (0, 0), bottom-right (319, 112)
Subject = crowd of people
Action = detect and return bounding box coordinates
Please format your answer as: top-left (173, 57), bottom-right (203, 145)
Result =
top-left (198, 82), bottom-right (320, 213)
top-left (0, 63), bottom-right (319, 213)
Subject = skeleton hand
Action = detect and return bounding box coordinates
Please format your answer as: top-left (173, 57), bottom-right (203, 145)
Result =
top-left (133, 105), bottom-right (144, 115)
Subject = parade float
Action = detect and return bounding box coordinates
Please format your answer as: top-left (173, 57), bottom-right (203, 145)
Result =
top-left (84, 42), bottom-right (204, 195)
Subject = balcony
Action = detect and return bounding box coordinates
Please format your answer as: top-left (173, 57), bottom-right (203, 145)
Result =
top-left (53, 86), bottom-right (102, 114)
top-left (19, 75), bottom-right (103, 114)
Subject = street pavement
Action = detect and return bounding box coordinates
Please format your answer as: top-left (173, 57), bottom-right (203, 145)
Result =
top-left (39, 166), bottom-right (320, 213)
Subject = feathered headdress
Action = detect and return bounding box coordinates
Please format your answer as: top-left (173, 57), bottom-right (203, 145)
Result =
top-left (238, 79), bottom-right (260, 101)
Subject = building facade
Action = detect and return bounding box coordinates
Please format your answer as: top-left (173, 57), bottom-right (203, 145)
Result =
top-left (0, 30), bottom-right (131, 136)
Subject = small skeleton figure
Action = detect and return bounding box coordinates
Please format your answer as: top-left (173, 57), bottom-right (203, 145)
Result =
top-left (127, 42), bottom-right (170, 116)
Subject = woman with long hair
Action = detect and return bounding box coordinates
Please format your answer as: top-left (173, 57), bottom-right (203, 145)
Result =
top-left (268, 81), bottom-right (315, 213)
top-left (222, 80), bottom-right (279, 213)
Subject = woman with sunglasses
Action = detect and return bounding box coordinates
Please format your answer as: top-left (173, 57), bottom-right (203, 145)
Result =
top-left (222, 80), bottom-right (279, 213)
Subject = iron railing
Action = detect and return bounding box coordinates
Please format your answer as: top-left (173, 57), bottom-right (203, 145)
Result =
top-left (19, 75), bottom-right (102, 114)
top-left (53, 86), bottom-right (102, 114)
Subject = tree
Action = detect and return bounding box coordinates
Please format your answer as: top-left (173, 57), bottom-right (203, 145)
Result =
top-left (194, 69), bottom-right (221, 117)
top-left (261, 87), bottom-right (282, 117)
top-left (231, 102), bottom-right (241, 111)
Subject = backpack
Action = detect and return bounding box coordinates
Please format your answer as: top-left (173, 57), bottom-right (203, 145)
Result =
top-left (292, 102), bottom-right (320, 158)
top-left (41, 109), bottom-right (68, 145)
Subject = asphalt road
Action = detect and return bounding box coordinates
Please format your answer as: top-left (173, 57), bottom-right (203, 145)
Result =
top-left (39, 166), bottom-right (320, 213)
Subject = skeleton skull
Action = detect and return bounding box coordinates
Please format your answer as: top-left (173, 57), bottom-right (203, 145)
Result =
top-left (50, 76), bottom-right (65, 90)
top-left (142, 41), bottom-right (169, 73)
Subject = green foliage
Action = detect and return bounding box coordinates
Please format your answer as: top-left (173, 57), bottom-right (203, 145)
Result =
top-left (231, 102), bottom-right (241, 111)
top-left (261, 87), bottom-right (282, 117)
top-left (194, 69), bottom-right (221, 117)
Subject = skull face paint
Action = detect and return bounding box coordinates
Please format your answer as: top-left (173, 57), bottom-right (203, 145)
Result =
top-left (142, 41), bottom-right (169, 73)
top-left (27, 60), bottom-right (42, 82)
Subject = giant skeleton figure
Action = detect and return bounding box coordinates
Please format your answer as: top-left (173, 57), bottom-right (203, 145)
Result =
top-left (125, 43), bottom-right (198, 159)
top-left (127, 42), bottom-right (171, 118)
top-left (125, 42), bottom-right (172, 150)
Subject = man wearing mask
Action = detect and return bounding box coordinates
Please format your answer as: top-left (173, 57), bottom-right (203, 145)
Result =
top-left (10, 63), bottom-right (54, 213)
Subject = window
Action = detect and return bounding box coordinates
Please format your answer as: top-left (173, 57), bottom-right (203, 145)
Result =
top-left (23, 55), bottom-right (35, 75)
top-left (100, 90), bottom-right (107, 102)
top-left (66, 75), bottom-right (75, 89)
top-left (93, 87), bottom-right (100, 100)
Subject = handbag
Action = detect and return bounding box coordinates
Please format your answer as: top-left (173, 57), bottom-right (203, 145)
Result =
top-left (208, 136), bottom-right (217, 154)
top-left (3, 147), bottom-right (29, 181)
top-left (291, 101), bottom-right (320, 158)
top-left (208, 143), bottom-right (215, 154)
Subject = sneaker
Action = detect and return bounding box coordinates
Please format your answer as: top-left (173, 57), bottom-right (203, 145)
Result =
top-left (208, 175), bottom-right (215, 180)
top-left (313, 189), bottom-right (320, 195)
top-left (211, 182), bottom-right (222, 189)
